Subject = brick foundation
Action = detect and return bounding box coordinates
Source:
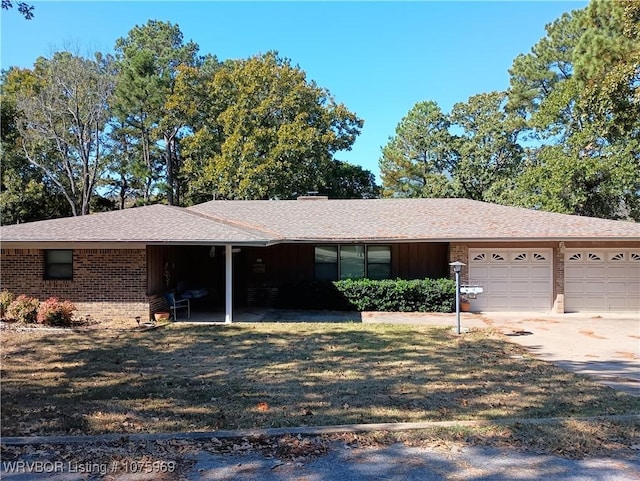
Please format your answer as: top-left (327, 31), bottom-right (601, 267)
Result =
top-left (0, 248), bottom-right (149, 322)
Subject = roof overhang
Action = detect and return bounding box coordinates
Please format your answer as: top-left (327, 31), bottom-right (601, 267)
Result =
top-left (2, 237), bottom-right (638, 250)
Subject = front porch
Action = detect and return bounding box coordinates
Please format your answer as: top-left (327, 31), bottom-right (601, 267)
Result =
top-left (147, 242), bottom-right (451, 323)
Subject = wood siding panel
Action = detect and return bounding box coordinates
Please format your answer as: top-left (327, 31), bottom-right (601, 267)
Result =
top-left (393, 243), bottom-right (448, 279)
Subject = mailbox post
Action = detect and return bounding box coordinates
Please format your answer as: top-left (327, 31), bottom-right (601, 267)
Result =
top-left (449, 261), bottom-right (466, 335)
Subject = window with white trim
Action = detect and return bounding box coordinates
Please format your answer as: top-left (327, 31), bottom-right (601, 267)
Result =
top-left (314, 245), bottom-right (391, 281)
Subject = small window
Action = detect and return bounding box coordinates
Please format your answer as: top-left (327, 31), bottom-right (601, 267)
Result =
top-left (314, 246), bottom-right (338, 281)
top-left (367, 246), bottom-right (391, 280)
top-left (45, 250), bottom-right (73, 280)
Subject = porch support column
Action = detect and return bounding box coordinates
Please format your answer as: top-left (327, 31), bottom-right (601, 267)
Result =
top-left (225, 244), bottom-right (233, 323)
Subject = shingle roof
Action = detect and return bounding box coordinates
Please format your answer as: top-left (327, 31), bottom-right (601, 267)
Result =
top-left (0, 204), bottom-right (271, 245)
top-left (188, 198), bottom-right (640, 242)
top-left (1, 198), bottom-right (638, 245)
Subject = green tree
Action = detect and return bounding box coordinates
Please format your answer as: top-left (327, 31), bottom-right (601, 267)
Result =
top-left (449, 91), bottom-right (525, 202)
top-left (110, 49), bottom-right (165, 205)
top-left (507, 4), bottom-right (640, 220)
top-left (379, 101), bottom-right (456, 198)
top-left (181, 52), bottom-right (363, 200)
top-left (113, 20), bottom-right (201, 205)
top-left (0, 69), bottom-right (68, 224)
top-left (10, 52), bottom-right (114, 216)
top-left (1, 0), bottom-right (34, 19)
top-left (574, 0), bottom-right (640, 142)
top-left (319, 160), bottom-right (379, 199)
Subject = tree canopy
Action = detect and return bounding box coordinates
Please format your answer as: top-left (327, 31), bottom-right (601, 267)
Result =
top-left (1, 0), bottom-right (34, 19)
top-left (180, 52), bottom-right (364, 200)
top-left (1, 25), bottom-right (373, 223)
top-left (2, 0), bottom-right (638, 223)
top-left (380, 0), bottom-right (640, 221)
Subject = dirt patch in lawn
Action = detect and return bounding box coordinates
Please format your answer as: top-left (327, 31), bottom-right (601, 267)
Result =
top-left (2, 323), bottom-right (638, 440)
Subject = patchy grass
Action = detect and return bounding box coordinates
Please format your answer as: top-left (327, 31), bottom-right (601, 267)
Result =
top-left (1, 323), bottom-right (638, 441)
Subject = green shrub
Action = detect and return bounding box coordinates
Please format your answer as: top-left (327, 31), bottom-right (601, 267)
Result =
top-left (6, 295), bottom-right (40, 323)
top-left (276, 278), bottom-right (456, 312)
top-left (37, 297), bottom-right (77, 327)
top-left (334, 278), bottom-right (456, 312)
top-left (0, 290), bottom-right (15, 319)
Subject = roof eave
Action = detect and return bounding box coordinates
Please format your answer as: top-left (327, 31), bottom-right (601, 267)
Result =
top-left (0, 239), bottom-right (274, 249)
top-left (269, 236), bottom-right (640, 244)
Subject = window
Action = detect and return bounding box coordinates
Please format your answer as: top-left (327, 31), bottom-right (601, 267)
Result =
top-left (314, 246), bottom-right (338, 281)
top-left (314, 245), bottom-right (391, 281)
top-left (367, 246), bottom-right (391, 279)
top-left (340, 246), bottom-right (365, 279)
top-left (45, 250), bottom-right (73, 280)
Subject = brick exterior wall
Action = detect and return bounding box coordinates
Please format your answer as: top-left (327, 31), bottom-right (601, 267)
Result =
top-left (552, 244), bottom-right (565, 313)
top-left (0, 248), bottom-right (149, 321)
top-left (448, 243), bottom-right (469, 284)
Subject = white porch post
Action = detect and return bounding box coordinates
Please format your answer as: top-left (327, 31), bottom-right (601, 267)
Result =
top-left (225, 244), bottom-right (233, 323)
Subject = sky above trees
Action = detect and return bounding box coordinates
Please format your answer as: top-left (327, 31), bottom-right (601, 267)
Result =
top-left (1, 0), bottom-right (586, 178)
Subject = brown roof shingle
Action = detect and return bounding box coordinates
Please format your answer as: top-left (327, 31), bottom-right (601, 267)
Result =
top-left (0, 204), bottom-right (271, 245)
top-left (188, 198), bottom-right (640, 242)
top-left (1, 198), bottom-right (638, 245)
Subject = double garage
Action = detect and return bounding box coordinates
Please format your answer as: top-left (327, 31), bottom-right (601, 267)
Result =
top-left (468, 248), bottom-right (640, 312)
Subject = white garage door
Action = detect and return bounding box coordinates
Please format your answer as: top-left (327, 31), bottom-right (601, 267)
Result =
top-left (565, 250), bottom-right (640, 312)
top-left (468, 249), bottom-right (553, 311)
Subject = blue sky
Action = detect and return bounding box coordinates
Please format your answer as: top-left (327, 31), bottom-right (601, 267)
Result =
top-left (1, 1), bottom-right (587, 179)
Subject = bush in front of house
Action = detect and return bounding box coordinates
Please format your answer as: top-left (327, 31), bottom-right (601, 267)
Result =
top-left (36, 297), bottom-right (77, 327)
top-left (334, 278), bottom-right (456, 312)
top-left (276, 278), bottom-right (456, 312)
top-left (6, 295), bottom-right (40, 323)
top-left (0, 290), bottom-right (15, 319)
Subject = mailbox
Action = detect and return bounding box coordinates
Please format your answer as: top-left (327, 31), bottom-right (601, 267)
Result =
top-left (460, 286), bottom-right (484, 295)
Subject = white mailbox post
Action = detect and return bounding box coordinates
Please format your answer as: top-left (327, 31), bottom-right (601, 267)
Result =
top-left (449, 261), bottom-right (466, 335)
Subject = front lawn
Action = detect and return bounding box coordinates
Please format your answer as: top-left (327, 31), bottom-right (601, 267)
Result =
top-left (1, 323), bottom-right (638, 438)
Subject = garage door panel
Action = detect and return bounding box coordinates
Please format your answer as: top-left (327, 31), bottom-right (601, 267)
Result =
top-left (565, 283), bottom-right (586, 295)
top-left (583, 266), bottom-right (606, 278)
top-left (565, 266), bottom-right (585, 278)
top-left (469, 248), bottom-right (552, 312)
top-left (471, 266), bottom-right (490, 279)
top-left (530, 281), bottom-right (550, 294)
top-left (584, 283), bottom-right (606, 295)
top-left (565, 249), bottom-right (640, 312)
top-left (627, 281), bottom-right (640, 299)
top-left (530, 266), bottom-right (552, 279)
top-left (510, 281), bottom-right (532, 293)
top-left (606, 266), bottom-right (630, 278)
top-left (510, 266), bottom-right (532, 278)
top-left (604, 280), bottom-right (627, 293)
top-left (488, 281), bottom-right (509, 294)
top-left (487, 266), bottom-right (509, 277)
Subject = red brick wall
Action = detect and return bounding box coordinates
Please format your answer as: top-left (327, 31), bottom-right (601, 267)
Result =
top-left (448, 243), bottom-right (469, 284)
top-left (0, 248), bottom-right (149, 321)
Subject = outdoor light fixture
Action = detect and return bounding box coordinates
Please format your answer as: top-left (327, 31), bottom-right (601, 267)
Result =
top-left (449, 261), bottom-right (466, 335)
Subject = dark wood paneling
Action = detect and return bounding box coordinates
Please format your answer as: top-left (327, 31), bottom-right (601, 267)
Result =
top-left (245, 244), bottom-right (314, 285)
top-left (392, 242), bottom-right (448, 279)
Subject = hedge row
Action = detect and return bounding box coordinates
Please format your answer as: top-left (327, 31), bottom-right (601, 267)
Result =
top-left (276, 278), bottom-right (456, 312)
